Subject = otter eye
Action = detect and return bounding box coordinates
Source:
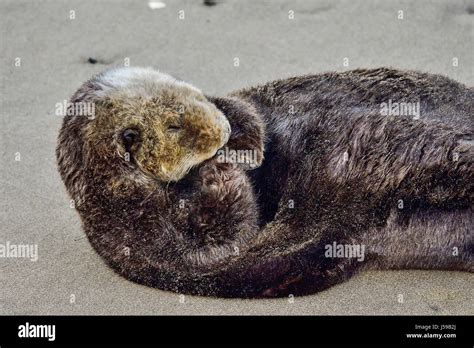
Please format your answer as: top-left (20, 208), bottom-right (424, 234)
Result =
top-left (122, 129), bottom-right (140, 150)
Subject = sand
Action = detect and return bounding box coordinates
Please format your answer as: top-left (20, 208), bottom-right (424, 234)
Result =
top-left (1, 0), bottom-right (473, 315)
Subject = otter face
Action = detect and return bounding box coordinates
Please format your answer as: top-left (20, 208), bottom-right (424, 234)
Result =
top-left (78, 67), bottom-right (231, 183)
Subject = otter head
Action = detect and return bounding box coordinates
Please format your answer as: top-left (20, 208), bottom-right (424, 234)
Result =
top-left (57, 67), bottom-right (231, 202)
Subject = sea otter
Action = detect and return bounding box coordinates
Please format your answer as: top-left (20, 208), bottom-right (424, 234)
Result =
top-left (57, 67), bottom-right (473, 298)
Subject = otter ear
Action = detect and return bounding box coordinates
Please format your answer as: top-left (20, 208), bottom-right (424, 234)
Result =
top-left (206, 96), bottom-right (265, 169)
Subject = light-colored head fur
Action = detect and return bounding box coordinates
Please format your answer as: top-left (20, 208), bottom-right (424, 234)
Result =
top-left (57, 67), bottom-right (231, 201)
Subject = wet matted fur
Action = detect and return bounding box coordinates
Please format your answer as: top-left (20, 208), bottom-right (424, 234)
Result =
top-left (57, 67), bottom-right (473, 298)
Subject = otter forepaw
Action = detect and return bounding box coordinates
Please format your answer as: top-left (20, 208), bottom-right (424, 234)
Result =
top-left (207, 96), bottom-right (265, 170)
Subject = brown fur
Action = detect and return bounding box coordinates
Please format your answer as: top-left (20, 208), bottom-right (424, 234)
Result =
top-left (57, 67), bottom-right (473, 298)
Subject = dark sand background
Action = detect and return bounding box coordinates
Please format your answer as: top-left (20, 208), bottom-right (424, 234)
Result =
top-left (1, 0), bottom-right (473, 314)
